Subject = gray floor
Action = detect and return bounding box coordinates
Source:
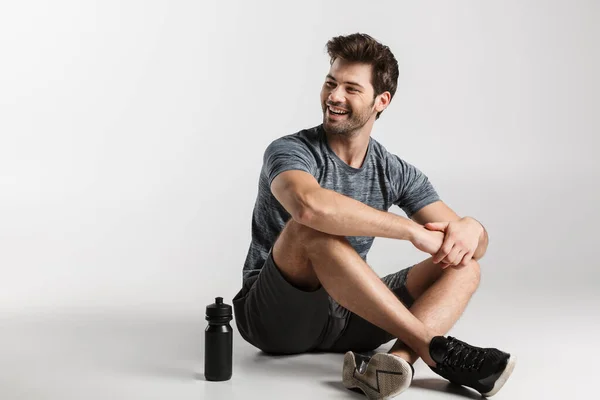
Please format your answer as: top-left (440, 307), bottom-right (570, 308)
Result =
top-left (2, 285), bottom-right (597, 400)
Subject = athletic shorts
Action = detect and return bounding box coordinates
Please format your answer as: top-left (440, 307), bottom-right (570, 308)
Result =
top-left (232, 248), bottom-right (415, 355)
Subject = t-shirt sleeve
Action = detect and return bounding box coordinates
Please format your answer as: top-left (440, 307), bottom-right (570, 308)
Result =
top-left (388, 154), bottom-right (440, 218)
top-left (263, 136), bottom-right (318, 185)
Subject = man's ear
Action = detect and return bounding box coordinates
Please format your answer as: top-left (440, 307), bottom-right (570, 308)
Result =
top-left (375, 91), bottom-right (391, 113)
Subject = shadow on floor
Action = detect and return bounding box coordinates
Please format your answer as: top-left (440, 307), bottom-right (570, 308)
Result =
top-left (411, 378), bottom-right (482, 399)
top-left (239, 350), bottom-right (342, 378)
top-left (321, 377), bottom-right (483, 399)
top-left (321, 380), bottom-right (364, 398)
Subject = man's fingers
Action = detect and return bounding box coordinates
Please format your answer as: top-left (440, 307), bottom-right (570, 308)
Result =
top-left (452, 250), bottom-right (474, 269)
top-left (442, 246), bottom-right (462, 266)
top-left (460, 251), bottom-right (475, 267)
top-left (454, 249), bottom-right (467, 265)
top-left (433, 241), bottom-right (454, 264)
top-left (452, 248), bottom-right (465, 266)
top-left (425, 222), bottom-right (448, 232)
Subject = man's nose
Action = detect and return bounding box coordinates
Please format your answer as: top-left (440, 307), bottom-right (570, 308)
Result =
top-left (328, 87), bottom-right (345, 104)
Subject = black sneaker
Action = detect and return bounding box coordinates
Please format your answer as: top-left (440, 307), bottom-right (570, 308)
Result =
top-left (429, 336), bottom-right (516, 397)
top-left (342, 351), bottom-right (414, 399)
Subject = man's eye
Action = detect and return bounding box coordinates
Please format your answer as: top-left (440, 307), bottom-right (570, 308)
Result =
top-left (348, 88), bottom-right (358, 92)
top-left (326, 81), bottom-right (335, 87)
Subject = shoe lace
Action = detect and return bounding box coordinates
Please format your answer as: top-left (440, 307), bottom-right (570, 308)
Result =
top-left (443, 337), bottom-right (487, 372)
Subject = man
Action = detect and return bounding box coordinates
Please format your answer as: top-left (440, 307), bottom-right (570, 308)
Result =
top-left (232, 33), bottom-right (515, 399)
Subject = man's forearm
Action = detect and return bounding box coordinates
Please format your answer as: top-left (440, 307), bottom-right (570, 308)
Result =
top-left (296, 187), bottom-right (419, 241)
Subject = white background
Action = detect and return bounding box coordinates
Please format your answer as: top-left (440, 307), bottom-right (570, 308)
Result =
top-left (1, 1), bottom-right (598, 399)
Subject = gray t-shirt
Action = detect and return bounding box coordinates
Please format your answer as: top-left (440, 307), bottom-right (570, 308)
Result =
top-left (242, 124), bottom-right (440, 283)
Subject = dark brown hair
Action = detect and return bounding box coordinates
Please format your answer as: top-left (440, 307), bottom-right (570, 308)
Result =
top-left (326, 33), bottom-right (399, 119)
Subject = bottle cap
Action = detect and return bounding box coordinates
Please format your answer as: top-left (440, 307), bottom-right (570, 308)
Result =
top-left (206, 297), bottom-right (233, 320)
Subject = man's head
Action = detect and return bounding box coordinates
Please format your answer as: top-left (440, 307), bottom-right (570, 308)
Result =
top-left (320, 33), bottom-right (399, 136)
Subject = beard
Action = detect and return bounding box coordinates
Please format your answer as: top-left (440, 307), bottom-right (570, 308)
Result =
top-left (321, 100), bottom-right (375, 137)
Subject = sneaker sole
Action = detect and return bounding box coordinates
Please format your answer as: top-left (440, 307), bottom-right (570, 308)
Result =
top-left (342, 352), bottom-right (412, 400)
top-left (481, 355), bottom-right (517, 397)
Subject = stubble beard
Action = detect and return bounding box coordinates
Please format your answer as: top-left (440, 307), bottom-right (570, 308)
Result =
top-left (322, 104), bottom-right (374, 138)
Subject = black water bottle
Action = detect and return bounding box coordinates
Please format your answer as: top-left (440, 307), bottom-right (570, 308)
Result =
top-left (204, 297), bottom-right (233, 381)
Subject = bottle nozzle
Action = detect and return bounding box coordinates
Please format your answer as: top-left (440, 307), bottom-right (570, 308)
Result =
top-left (206, 297), bottom-right (231, 320)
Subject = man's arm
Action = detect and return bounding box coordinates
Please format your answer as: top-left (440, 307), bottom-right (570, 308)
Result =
top-left (271, 170), bottom-right (425, 242)
top-left (411, 200), bottom-right (489, 261)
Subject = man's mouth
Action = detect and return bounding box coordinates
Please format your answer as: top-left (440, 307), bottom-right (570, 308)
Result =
top-left (327, 106), bottom-right (350, 118)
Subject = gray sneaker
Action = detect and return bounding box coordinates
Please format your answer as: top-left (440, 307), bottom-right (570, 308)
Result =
top-left (342, 351), bottom-right (414, 399)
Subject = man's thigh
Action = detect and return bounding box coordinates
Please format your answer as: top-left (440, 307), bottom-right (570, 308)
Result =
top-left (322, 265), bottom-right (416, 353)
top-left (322, 257), bottom-right (472, 353)
top-left (403, 256), bottom-right (445, 299)
top-left (233, 248), bottom-right (330, 355)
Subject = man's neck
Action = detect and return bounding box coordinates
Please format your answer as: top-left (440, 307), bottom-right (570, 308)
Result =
top-left (324, 125), bottom-right (373, 169)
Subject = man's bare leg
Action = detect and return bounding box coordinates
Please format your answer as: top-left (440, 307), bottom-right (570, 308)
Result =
top-left (272, 219), bottom-right (438, 365)
top-left (388, 258), bottom-right (481, 363)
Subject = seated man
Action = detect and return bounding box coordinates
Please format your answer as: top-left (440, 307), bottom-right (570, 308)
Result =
top-left (233, 32), bottom-right (515, 399)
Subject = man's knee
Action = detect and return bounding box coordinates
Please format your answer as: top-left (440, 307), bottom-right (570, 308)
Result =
top-left (270, 220), bottom-right (321, 290)
top-left (282, 218), bottom-right (315, 242)
top-left (455, 259), bottom-right (481, 293)
top-left (282, 218), bottom-right (339, 252)
top-left (470, 259), bottom-right (481, 285)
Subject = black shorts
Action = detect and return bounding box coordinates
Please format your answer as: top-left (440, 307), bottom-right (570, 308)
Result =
top-left (232, 249), bottom-right (415, 355)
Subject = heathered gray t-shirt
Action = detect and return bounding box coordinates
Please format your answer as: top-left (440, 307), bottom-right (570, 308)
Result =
top-left (242, 124), bottom-right (440, 283)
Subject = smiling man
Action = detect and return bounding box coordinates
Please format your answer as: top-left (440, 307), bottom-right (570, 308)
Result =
top-left (232, 33), bottom-right (515, 399)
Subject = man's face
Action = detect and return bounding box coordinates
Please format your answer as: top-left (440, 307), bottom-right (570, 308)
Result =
top-left (320, 58), bottom-right (378, 137)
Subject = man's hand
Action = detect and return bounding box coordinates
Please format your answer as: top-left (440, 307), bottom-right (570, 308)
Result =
top-left (424, 217), bottom-right (484, 269)
top-left (410, 226), bottom-right (445, 256)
